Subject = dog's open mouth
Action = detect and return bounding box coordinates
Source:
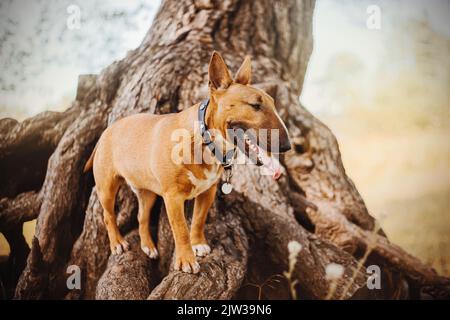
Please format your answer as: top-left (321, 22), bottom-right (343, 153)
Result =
top-left (242, 133), bottom-right (282, 180)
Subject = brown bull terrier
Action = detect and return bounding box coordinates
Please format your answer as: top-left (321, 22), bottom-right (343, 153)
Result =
top-left (83, 51), bottom-right (291, 273)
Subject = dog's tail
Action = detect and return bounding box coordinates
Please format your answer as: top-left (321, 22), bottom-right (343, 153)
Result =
top-left (83, 143), bottom-right (98, 173)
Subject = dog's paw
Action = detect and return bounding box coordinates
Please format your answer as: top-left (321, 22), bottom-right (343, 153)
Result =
top-left (111, 240), bottom-right (130, 255)
top-left (174, 253), bottom-right (200, 274)
top-left (192, 243), bottom-right (211, 257)
top-left (141, 245), bottom-right (158, 259)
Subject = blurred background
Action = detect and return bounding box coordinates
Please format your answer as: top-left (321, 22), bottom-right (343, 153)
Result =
top-left (0, 0), bottom-right (449, 276)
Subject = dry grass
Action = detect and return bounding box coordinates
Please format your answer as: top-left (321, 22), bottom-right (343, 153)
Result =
top-left (321, 110), bottom-right (450, 277)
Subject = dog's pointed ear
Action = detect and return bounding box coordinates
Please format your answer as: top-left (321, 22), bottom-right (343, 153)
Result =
top-left (234, 55), bottom-right (251, 85)
top-left (209, 51), bottom-right (232, 91)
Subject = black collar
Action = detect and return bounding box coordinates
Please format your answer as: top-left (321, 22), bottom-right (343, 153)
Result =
top-left (198, 98), bottom-right (235, 169)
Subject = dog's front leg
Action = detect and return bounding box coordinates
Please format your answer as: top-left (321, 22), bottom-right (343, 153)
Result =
top-left (163, 192), bottom-right (200, 274)
top-left (191, 183), bottom-right (217, 257)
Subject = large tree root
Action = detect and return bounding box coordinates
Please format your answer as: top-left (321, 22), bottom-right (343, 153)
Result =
top-left (13, 95), bottom-right (109, 299)
top-left (224, 165), bottom-right (373, 300)
top-left (96, 230), bottom-right (154, 300)
top-left (0, 191), bottom-right (41, 230)
top-left (0, 109), bottom-right (80, 199)
top-left (66, 186), bottom-right (138, 300)
top-left (149, 204), bottom-right (248, 300)
top-left (1, 0), bottom-right (449, 300)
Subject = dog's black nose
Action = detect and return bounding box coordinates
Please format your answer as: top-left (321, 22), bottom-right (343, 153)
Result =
top-left (279, 139), bottom-right (292, 153)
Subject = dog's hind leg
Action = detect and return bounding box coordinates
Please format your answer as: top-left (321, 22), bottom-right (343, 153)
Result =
top-left (136, 189), bottom-right (158, 259)
top-left (97, 177), bottom-right (129, 255)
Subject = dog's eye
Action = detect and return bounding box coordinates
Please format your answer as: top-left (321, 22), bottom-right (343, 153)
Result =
top-left (249, 103), bottom-right (261, 110)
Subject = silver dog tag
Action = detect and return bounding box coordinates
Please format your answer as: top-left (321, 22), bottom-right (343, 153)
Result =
top-left (221, 183), bottom-right (232, 194)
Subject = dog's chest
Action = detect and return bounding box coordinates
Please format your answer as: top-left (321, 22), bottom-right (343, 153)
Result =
top-left (186, 165), bottom-right (221, 199)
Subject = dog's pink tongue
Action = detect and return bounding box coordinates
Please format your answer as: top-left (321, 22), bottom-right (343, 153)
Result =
top-left (256, 145), bottom-right (282, 180)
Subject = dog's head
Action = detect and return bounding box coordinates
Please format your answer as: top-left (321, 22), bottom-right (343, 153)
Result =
top-left (207, 51), bottom-right (291, 179)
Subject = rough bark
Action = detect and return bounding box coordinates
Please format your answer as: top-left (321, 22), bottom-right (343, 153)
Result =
top-left (0, 191), bottom-right (41, 230)
top-left (149, 201), bottom-right (248, 300)
top-left (65, 185), bottom-right (138, 300)
top-left (96, 230), bottom-right (153, 300)
top-left (1, 0), bottom-right (448, 300)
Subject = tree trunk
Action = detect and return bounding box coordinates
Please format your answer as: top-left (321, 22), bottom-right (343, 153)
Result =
top-left (1, 0), bottom-right (448, 300)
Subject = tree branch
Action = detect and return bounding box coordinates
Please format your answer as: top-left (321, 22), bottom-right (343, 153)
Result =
top-left (96, 230), bottom-right (154, 300)
top-left (0, 191), bottom-right (41, 231)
